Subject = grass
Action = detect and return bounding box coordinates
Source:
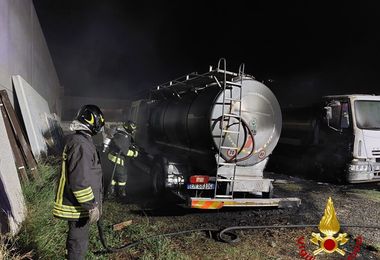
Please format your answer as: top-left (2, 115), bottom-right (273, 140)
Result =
top-left (88, 201), bottom-right (190, 259)
top-left (0, 234), bottom-right (33, 259)
top-left (18, 159), bottom-right (67, 259)
top-left (221, 243), bottom-right (274, 260)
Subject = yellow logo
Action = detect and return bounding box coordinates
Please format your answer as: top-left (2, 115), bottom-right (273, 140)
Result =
top-left (84, 114), bottom-right (95, 125)
top-left (310, 197), bottom-right (349, 256)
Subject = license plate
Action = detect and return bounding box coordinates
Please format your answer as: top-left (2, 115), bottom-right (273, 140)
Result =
top-left (187, 183), bottom-right (215, 190)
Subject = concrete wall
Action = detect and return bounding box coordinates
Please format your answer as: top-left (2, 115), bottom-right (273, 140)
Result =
top-left (0, 0), bottom-right (62, 115)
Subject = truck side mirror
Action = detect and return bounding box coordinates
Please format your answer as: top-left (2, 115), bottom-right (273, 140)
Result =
top-left (324, 106), bottom-right (332, 120)
top-left (324, 106), bottom-right (342, 132)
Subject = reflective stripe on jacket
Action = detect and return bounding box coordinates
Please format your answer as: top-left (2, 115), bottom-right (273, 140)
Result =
top-left (53, 132), bottom-right (103, 221)
top-left (108, 150), bottom-right (138, 166)
top-left (108, 153), bottom-right (125, 166)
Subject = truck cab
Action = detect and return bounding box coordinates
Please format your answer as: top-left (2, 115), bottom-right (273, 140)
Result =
top-left (323, 95), bottom-right (380, 182)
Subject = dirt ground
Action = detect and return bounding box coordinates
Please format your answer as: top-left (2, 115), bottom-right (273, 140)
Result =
top-left (103, 166), bottom-right (380, 260)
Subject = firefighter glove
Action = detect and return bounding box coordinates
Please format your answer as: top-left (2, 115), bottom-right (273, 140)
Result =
top-left (88, 204), bottom-right (100, 224)
top-left (131, 144), bottom-right (139, 151)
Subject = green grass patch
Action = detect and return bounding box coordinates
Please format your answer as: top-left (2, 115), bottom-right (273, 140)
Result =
top-left (88, 201), bottom-right (190, 259)
top-left (18, 160), bottom-right (67, 259)
top-left (221, 244), bottom-right (275, 260)
top-left (348, 189), bottom-right (380, 203)
top-left (0, 234), bottom-right (33, 260)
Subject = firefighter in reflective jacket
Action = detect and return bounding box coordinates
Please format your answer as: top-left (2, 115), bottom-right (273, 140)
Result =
top-left (107, 120), bottom-right (138, 197)
top-left (53, 105), bottom-right (105, 260)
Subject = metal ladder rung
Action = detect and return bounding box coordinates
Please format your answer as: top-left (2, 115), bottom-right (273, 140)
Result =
top-left (222, 129), bottom-right (239, 134)
top-left (218, 162), bottom-right (236, 166)
top-left (217, 178), bottom-right (258, 182)
top-left (224, 97), bottom-right (241, 102)
top-left (225, 81), bottom-right (242, 87)
top-left (215, 195), bottom-right (234, 198)
top-left (216, 178), bottom-right (233, 182)
top-left (223, 113), bottom-right (240, 118)
top-left (220, 146), bottom-right (239, 150)
top-left (215, 102), bottom-right (232, 105)
top-left (211, 118), bottom-right (231, 122)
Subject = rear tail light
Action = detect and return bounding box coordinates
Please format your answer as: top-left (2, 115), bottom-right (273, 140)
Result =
top-left (189, 175), bottom-right (209, 184)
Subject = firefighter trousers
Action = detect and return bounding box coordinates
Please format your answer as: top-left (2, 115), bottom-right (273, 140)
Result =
top-left (66, 219), bottom-right (90, 260)
top-left (113, 163), bottom-right (128, 185)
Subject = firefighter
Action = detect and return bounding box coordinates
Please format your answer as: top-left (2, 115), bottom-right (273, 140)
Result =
top-left (106, 120), bottom-right (138, 198)
top-left (53, 104), bottom-right (105, 260)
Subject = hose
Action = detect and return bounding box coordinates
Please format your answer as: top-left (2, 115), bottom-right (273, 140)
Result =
top-left (211, 115), bottom-right (255, 163)
top-left (96, 222), bottom-right (380, 254)
top-left (96, 149), bottom-right (122, 253)
top-left (231, 117), bottom-right (255, 163)
top-left (103, 150), bottom-right (121, 200)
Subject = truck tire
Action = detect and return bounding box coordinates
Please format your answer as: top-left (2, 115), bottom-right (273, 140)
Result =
top-left (151, 161), bottom-right (166, 196)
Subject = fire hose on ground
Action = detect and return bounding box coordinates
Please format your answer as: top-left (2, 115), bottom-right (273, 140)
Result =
top-left (96, 221), bottom-right (380, 254)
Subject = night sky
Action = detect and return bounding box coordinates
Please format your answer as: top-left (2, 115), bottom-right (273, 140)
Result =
top-left (33, 1), bottom-right (380, 107)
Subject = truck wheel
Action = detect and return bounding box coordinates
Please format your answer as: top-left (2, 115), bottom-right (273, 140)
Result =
top-left (151, 161), bottom-right (165, 196)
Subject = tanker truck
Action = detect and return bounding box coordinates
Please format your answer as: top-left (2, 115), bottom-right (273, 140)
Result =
top-left (267, 94), bottom-right (380, 183)
top-left (126, 59), bottom-right (300, 209)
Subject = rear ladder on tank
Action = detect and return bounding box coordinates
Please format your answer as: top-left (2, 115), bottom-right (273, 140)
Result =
top-left (214, 59), bottom-right (245, 199)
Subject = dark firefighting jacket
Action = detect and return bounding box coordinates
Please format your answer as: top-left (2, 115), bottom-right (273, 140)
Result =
top-left (53, 132), bottom-right (103, 221)
top-left (107, 129), bottom-right (138, 166)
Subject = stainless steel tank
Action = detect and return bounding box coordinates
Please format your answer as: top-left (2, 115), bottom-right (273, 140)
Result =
top-left (148, 76), bottom-right (282, 166)
top-left (211, 77), bottom-right (282, 166)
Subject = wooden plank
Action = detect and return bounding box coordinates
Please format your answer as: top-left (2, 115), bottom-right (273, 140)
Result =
top-left (0, 99), bottom-right (29, 183)
top-left (112, 220), bottom-right (133, 231)
top-left (0, 90), bottom-right (38, 179)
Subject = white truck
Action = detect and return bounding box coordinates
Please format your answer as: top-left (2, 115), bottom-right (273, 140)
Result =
top-left (269, 94), bottom-right (380, 183)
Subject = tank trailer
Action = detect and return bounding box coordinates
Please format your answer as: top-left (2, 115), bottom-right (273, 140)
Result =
top-left (128, 60), bottom-right (300, 209)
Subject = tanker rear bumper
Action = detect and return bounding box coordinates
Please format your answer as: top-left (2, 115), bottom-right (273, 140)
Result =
top-left (189, 197), bottom-right (301, 209)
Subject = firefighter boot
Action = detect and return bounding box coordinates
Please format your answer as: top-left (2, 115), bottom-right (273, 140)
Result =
top-left (107, 184), bottom-right (115, 198)
top-left (116, 185), bottom-right (127, 198)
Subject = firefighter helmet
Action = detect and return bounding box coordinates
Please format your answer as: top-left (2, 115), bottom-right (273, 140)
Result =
top-left (75, 104), bottom-right (105, 135)
top-left (123, 120), bottom-right (137, 134)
